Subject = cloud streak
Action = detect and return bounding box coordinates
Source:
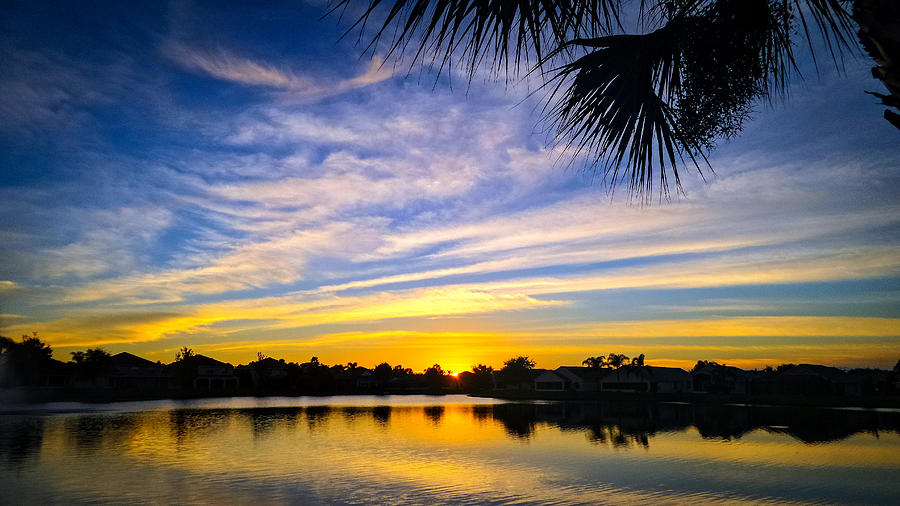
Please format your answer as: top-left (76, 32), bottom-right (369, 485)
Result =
top-left (162, 41), bottom-right (393, 101)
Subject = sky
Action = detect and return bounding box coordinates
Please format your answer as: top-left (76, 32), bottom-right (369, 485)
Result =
top-left (1, 0), bottom-right (899, 373)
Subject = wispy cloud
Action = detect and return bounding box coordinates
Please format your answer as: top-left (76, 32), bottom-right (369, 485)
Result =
top-left (62, 219), bottom-right (380, 303)
top-left (162, 43), bottom-right (294, 86)
top-left (10, 284), bottom-right (564, 347)
top-left (35, 207), bottom-right (172, 280)
top-left (162, 40), bottom-right (393, 101)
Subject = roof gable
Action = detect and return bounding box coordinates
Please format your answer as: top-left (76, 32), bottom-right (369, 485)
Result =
top-left (782, 364), bottom-right (849, 381)
top-left (556, 366), bottom-right (610, 381)
top-left (193, 354), bottom-right (232, 367)
top-left (643, 366), bottom-right (691, 381)
top-left (112, 352), bottom-right (160, 368)
top-left (534, 370), bottom-right (564, 382)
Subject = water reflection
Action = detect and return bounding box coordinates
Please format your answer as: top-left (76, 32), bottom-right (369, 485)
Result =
top-left (423, 405), bottom-right (444, 425)
top-left (0, 417), bottom-right (44, 466)
top-left (1, 397), bottom-right (899, 504)
top-left (491, 401), bottom-right (900, 447)
top-left (372, 405), bottom-right (391, 425)
top-left (305, 405), bottom-right (330, 432)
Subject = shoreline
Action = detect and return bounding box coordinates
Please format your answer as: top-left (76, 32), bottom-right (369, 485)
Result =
top-left (475, 390), bottom-right (900, 409)
top-left (3, 386), bottom-right (900, 410)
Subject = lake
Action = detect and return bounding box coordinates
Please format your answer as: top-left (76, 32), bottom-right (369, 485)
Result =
top-left (2, 395), bottom-right (899, 504)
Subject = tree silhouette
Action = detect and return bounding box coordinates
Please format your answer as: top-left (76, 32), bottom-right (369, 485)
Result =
top-left (0, 333), bottom-right (53, 386)
top-left (499, 356), bottom-right (536, 387)
top-left (424, 363), bottom-right (446, 389)
top-left (606, 352), bottom-right (629, 385)
top-left (175, 346), bottom-right (195, 362)
top-left (693, 359), bottom-right (722, 372)
top-left (469, 363), bottom-right (495, 390)
top-left (606, 353), bottom-right (628, 369)
top-left (335, 0), bottom-right (874, 199)
top-left (854, 0), bottom-right (900, 128)
top-left (374, 362), bottom-right (393, 384)
top-left (582, 355), bottom-right (606, 368)
top-left (393, 364), bottom-right (413, 377)
top-left (624, 353), bottom-right (648, 390)
top-left (173, 346), bottom-right (197, 389)
top-left (503, 356), bottom-right (537, 370)
top-left (70, 348), bottom-right (114, 386)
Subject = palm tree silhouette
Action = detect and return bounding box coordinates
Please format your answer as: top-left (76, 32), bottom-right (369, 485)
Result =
top-left (855, 0), bottom-right (900, 128)
top-left (606, 352), bottom-right (629, 387)
top-left (582, 355), bottom-right (606, 368)
top-left (627, 353), bottom-right (648, 391)
top-left (334, 0), bottom-right (891, 200)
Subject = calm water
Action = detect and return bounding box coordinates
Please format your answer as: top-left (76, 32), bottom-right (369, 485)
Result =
top-left (2, 395), bottom-right (899, 504)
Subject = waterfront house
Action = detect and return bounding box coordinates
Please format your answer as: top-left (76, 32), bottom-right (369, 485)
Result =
top-left (533, 370), bottom-right (567, 391)
top-left (555, 366), bottom-right (609, 392)
top-left (240, 357), bottom-right (290, 388)
top-left (778, 364), bottom-right (859, 396)
top-left (646, 367), bottom-right (693, 393)
top-left (110, 352), bottom-right (166, 389)
top-left (598, 366), bottom-right (691, 393)
top-left (692, 364), bottom-right (758, 395)
top-left (846, 368), bottom-right (890, 395)
top-left (494, 368), bottom-right (545, 391)
top-left (355, 368), bottom-right (375, 389)
top-left (189, 355), bottom-right (239, 390)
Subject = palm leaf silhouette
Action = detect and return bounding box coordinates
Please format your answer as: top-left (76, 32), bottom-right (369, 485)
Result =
top-left (331, 0), bottom-right (858, 199)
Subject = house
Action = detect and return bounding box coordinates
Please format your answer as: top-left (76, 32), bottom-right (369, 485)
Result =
top-left (0, 355), bottom-right (73, 388)
top-left (598, 366), bottom-right (691, 393)
top-left (354, 368), bottom-right (375, 389)
top-left (778, 364), bottom-right (859, 396)
top-left (555, 366), bottom-right (609, 392)
top-left (533, 370), bottom-right (567, 391)
top-left (331, 367), bottom-right (378, 390)
top-left (846, 368), bottom-right (890, 395)
top-left (533, 367), bottom-right (612, 392)
top-left (241, 357), bottom-right (290, 388)
top-left (597, 367), bottom-right (648, 392)
top-left (188, 355), bottom-right (239, 390)
top-left (494, 368), bottom-right (545, 391)
top-left (692, 364), bottom-right (758, 395)
top-left (110, 352), bottom-right (166, 389)
top-left (646, 367), bottom-right (693, 393)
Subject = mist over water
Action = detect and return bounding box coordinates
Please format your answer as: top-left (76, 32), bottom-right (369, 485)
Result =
top-left (2, 395), bottom-right (899, 504)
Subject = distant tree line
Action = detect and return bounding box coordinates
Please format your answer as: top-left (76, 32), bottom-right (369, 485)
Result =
top-left (2, 334), bottom-right (899, 398)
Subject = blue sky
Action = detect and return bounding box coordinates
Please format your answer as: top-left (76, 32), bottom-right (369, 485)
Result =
top-left (1, 0), bottom-right (899, 371)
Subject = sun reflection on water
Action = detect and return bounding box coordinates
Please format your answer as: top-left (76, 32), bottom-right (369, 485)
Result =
top-left (1, 396), bottom-right (899, 504)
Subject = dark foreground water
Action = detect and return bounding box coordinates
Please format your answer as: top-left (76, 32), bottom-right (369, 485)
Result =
top-left (2, 395), bottom-right (899, 504)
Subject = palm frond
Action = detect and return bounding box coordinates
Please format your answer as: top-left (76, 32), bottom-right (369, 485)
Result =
top-left (673, 0), bottom-right (797, 149)
top-left (329, 0), bottom-right (863, 201)
top-left (791, 0), bottom-right (857, 68)
top-left (540, 24), bottom-right (706, 201)
top-left (330, 0), bottom-right (622, 77)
